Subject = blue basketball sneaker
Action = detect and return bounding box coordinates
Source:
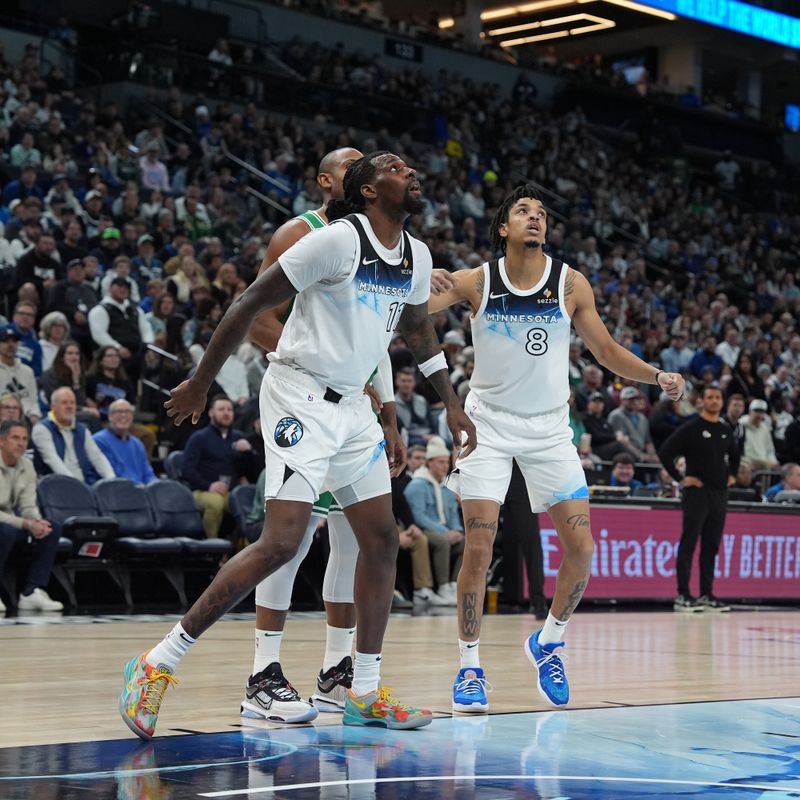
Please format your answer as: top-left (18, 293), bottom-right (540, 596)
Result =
top-left (452, 667), bottom-right (491, 713)
top-left (524, 630), bottom-right (569, 707)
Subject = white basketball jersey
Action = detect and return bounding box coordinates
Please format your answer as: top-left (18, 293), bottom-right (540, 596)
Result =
top-left (469, 255), bottom-right (572, 415)
top-left (271, 213), bottom-right (432, 396)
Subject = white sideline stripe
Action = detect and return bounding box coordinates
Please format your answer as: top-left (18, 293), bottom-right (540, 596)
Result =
top-left (198, 774), bottom-right (800, 797)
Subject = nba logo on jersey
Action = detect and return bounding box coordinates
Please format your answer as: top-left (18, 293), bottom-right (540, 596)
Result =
top-left (274, 417), bottom-right (304, 447)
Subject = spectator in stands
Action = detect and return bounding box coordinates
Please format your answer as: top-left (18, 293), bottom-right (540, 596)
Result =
top-left (182, 395), bottom-right (256, 538)
top-left (763, 462), bottom-right (800, 502)
top-left (690, 335), bottom-right (723, 381)
top-left (0, 394), bottom-right (23, 423)
top-left (741, 399), bottom-right (779, 471)
top-left (14, 231), bottom-right (62, 306)
top-left (0, 420), bottom-right (63, 613)
top-left (715, 325), bottom-right (741, 369)
top-left (10, 300), bottom-right (43, 377)
top-left (649, 394), bottom-right (690, 451)
top-left (165, 254), bottom-right (210, 308)
top-left (132, 234), bottom-right (163, 292)
top-left (38, 311), bottom-right (69, 372)
top-left (726, 350), bottom-right (765, 403)
top-left (714, 150), bottom-right (740, 191)
top-left (608, 387), bottom-right (659, 462)
top-left (87, 277), bottom-right (153, 379)
top-left (46, 258), bottom-right (98, 357)
top-left (659, 331), bottom-right (694, 375)
top-left (139, 142), bottom-right (170, 192)
top-left (394, 366), bottom-right (435, 447)
top-left (91, 228), bottom-right (123, 271)
top-left (403, 436), bottom-right (464, 605)
top-left (38, 341), bottom-right (100, 426)
top-left (608, 452), bottom-right (641, 493)
top-left (732, 462), bottom-right (760, 501)
top-left (2, 164), bottom-right (44, 206)
top-left (85, 345), bottom-right (135, 420)
top-left (145, 292), bottom-right (175, 337)
top-left (32, 387), bottom-right (114, 484)
top-left (100, 256), bottom-right (141, 304)
top-left (0, 327), bottom-right (39, 424)
top-left (722, 393), bottom-right (746, 452)
top-left (93, 399), bottom-right (156, 485)
top-left (574, 364), bottom-right (610, 413)
top-left (582, 391), bottom-right (629, 460)
top-left (56, 218), bottom-right (88, 264)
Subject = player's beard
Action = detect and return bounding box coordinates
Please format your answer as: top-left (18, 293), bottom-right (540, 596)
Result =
top-left (403, 191), bottom-right (425, 216)
top-left (524, 240), bottom-right (541, 250)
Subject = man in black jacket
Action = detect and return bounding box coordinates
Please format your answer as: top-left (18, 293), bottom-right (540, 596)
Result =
top-left (658, 385), bottom-right (739, 613)
top-left (583, 392), bottom-right (636, 460)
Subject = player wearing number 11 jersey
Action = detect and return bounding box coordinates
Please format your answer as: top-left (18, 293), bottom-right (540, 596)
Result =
top-left (429, 184), bottom-right (684, 713)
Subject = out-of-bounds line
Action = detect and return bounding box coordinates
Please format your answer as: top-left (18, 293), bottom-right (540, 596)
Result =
top-left (198, 774), bottom-right (800, 797)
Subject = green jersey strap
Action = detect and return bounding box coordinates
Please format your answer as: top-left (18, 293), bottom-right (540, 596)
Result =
top-left (297, 210), bottom-right (327, 231)
top-left (277, 211), bottom-right (326, 325)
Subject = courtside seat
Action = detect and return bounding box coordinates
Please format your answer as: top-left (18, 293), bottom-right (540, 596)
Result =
top-left (147, 480), bottom-right (233, 556)
top-left (36, 475), bottom-right (122, 608)
top-left (92, 479), bottom-right (186, 606)
top-left (163, 450), bottom-right (185, 482)
top-left (229, 484), bottom-right (259, 542)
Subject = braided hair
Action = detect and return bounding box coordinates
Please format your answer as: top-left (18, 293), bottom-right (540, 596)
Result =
top-left (326, 151), bottom-right (389, 221)
top-left (489, 183), bottom-right (543, 254)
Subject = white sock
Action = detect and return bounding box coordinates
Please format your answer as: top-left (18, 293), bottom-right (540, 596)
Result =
top-left (539, 612), bottom-right (568, 645)
top-left (146, 622), bottom-right (196, 671)
top-left (253, 629), bottom-right (284, 675)
top-left (323, 624), bottom-right (356, 672)
top-left (351, 651), bottom-right (382, 696)
top-left (459, 638), bottom-right (480, 669)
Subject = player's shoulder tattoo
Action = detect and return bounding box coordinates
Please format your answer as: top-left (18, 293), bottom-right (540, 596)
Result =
top-left (474, 267), bottom-right (485, 297)
top-left (564, 268), bottom-right (577, 300)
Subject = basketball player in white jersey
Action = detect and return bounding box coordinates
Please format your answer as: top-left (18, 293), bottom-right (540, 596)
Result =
top-left (428, 184), bottom-right (684, 712)
top-left (118, 152), bottom-right (477, 738)
top-left (242, 148), bottom-right (455, 724)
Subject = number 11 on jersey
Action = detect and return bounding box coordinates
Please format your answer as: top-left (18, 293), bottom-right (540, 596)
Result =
top-left (387, 301), bottom-right (406, 332)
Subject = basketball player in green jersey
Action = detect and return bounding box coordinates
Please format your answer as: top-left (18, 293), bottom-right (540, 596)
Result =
top-left (241, 148), bottom-right (399, 722)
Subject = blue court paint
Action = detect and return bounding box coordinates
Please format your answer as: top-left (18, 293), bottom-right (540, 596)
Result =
top-left (1, 699), bottom-right (799, 799)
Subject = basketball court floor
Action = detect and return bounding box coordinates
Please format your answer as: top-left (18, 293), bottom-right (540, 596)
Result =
top-left (1, 609), bottom-right (799, 799)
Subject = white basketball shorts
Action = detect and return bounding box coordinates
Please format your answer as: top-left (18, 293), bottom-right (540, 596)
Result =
top-left (260, 363), bottom-right (390, 505)
top-left (455, 391), bottom-right (589, 513)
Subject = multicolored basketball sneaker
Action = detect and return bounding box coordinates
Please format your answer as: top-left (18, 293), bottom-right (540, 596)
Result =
top-left (311, 655), bottom-right (353, 712)
top-left (452, 667), bottom-right (491, 713)
top-left (524, 630), bottom-right (569, 707)
top-left (119, 651), bottom-right (179, 740)
top-left (342, 687), bottom-right (433, 729)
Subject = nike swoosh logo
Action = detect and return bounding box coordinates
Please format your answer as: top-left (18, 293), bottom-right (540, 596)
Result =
top-left (489, 292), bottom-right (509, 299)
top-left (350, 697), bottom-right (368, 709)
top-left (465, 643), bottom-right (478, 649)
top-left (362, 257), bottom-right (379, 265)
top-left (178, 632), bottom-right (194, 643)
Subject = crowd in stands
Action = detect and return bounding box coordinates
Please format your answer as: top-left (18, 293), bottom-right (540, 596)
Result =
top-left (0, 24), bottom-right (798, 611)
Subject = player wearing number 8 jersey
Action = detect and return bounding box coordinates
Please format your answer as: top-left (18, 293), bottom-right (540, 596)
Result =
top-left (429, 184), bottom-right (685, 713)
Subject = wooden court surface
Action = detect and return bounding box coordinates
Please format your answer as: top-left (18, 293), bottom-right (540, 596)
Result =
top-left (1, 609), bottom-right (798, 748)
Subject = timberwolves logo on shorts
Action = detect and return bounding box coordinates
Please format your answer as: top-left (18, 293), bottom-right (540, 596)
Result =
top-left (274, 417), bottom-right (304, 448)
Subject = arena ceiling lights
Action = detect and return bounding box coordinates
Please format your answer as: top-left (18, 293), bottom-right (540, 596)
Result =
top-left (438, 0), bottom-right (676, 46)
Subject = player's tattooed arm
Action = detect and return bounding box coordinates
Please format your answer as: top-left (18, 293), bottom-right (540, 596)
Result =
top-left (397, 302), bottom-right (460, 407)
top-left (563, 268), bottom-right (576, 301)
top-left (474, 268), bottom-right (485, 298)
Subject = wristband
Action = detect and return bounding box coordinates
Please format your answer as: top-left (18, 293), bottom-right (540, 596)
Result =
top-left (654, 370), bottom-right (664, 385)
top-left (419, 351), bottom-right (448, 378)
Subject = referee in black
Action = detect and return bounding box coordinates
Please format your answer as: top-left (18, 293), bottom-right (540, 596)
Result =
top-left (658, 384), bottom-right (739, 612)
